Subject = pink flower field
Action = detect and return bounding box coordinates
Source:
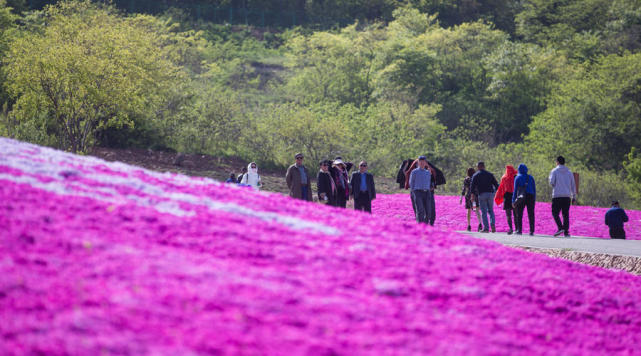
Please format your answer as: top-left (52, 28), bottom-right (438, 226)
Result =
top-left (373, 194), bottom-right (641, 239)
top-left (2, 137), bottom-right (641, 355)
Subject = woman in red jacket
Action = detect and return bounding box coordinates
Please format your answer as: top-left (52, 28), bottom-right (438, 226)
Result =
top-left (494, 165), bottom-right (518, 234)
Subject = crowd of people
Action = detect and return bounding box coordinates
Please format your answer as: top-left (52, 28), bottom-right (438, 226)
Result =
top-left (459, 156), bottom-right (629, 239)
top-left (458, 157), bottom-right (573, 236)
top-left (224, 153), bottom-right (630, 239)
top-left (285, 153), bottom-right (376, 213)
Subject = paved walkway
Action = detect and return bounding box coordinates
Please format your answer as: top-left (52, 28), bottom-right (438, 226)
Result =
top-left (458, 231), bottom-right (641, 257)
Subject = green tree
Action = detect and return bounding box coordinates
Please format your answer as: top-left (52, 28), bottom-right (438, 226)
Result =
top-left (0, 0), bottom-right (17, 112)
top-left (624, 148), bottom-right (641, 204)
top-left (483, 42), bottom-right (568, 142)
top-left (285, 23), bottom-right (381, 106)
top-left (526, 52), bottom-right (641, 170)
top-left (3, 0), bottom-right (186, 152)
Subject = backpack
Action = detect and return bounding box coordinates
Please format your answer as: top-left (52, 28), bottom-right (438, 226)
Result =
top-left (513, 176), bottom-right (529, 209)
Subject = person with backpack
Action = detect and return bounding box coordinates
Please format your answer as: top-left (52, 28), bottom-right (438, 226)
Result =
top-left (470, 162), bottom-right (499, 233)
top-left (460, 167), bottom-right (482, 232)
top-left (241, 162), bottom-right (262, 189)
top-left (511, 164), bottom-right (536, 236)
top-left (549, 156), bottom-right (577, 237)
top-left (236, 166), bottom-right (247, 184)
top-left (605, 200), bottom-right (629, 239)
top-left (495, 165), bottom-right (518, 235)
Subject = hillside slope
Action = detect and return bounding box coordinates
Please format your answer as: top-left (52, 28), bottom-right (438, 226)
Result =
top-left (2, 137), bottom-right (641, 354)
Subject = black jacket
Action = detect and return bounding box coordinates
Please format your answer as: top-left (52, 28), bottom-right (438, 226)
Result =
top-left (605, 207), bottom-right (629, 229)
top-left (317, 171), bottom-right (337, 205)
top-left (350, 171), bottom-right (376, 201)
top-left (397, 159), bottom-right (412, 186)
top-left (470, 169), bottom-right (499, 195)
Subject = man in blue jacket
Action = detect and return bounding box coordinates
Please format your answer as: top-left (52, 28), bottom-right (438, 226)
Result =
top-left (512, 164), bottom-right (537, 236)
top-left (605, 201), bottom-right (629, 239)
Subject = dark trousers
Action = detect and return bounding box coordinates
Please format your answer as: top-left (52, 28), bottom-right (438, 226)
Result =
top-left (412, 190), bottom-right (431, 224)
top-left (515, 193), bottom-right (535, 233)
top-left (301, 185), bottom-right (308, 201)
top-left (336, 187), bottom-right (347, 208)
top-left (354, 193), bottom-right (372, 213)
top-left (552, 197), bottom-right (571, 234)
top-left (609, 227), bottom-right (626, 239)
top-left (428, 191), bottom-right (436, 226)
top-left (505, 208), bottom-right (516, 231)
top-left (411, 191), bottom-right (436, 225)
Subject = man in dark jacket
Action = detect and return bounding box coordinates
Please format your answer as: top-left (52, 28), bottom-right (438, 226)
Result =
top-left (605, 201), bottom-right (629, 239)
top-left (286, 153), bottom-right (313, 201)
top-left (470, 161), bottom-right (499, 233)
top-left (350, 161), bottom-right (376, 213)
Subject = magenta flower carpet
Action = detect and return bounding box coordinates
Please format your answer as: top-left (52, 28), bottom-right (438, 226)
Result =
top-left (373, 194), bottom-right (641, 239)
top-left (2, 137), bottom-right (641, 355)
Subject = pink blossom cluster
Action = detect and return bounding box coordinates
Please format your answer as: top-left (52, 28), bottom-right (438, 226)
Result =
top-left (2, 138), bottom-right (641, 355)
top-left (373, 194), bottom-right (641, 239)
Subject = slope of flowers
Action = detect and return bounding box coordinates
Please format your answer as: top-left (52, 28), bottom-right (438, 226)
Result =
top-left (2, 137), bottom-right (641, 355)
top-left (374, 194), bottom-right (641, 239)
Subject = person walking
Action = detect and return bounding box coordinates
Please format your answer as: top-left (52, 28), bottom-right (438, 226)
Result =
top-left (605, 201), bottom-right (629, 239)
top-left (404, 157), bottom-right (442, 225)
top-left (549, 156), bottom-right (577, 237)
top-left (409, 156), bottom-right (432, 224)
top-left (495, 165), bottom-right (518, 234)
top-left (470, 162), bottom-right (499, 233)
top-left (460, 167), bottom-right (482, 232)
top-left (241, 162), bottom-right (262, 189)
top-left (512, 164), bottom-right (536, 236)
top-left (317, 160), bottom-right (337, 206)
top-left (286, 153), bottom-right (313, 201)
top-left (331, 158), bottom-right (350, 208)
top-left (350, 161), bottom-right (376, 213)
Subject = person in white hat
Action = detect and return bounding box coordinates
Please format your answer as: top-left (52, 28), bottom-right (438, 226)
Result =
top-left (331, 158), bottom-right (350, 208)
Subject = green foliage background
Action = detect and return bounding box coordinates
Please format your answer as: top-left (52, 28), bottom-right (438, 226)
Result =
top-left (1, 0), bottom-right (641, 208)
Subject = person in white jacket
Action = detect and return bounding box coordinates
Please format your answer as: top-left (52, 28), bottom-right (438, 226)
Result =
top-left (241, 162), bottom-right (262, 190)
top-left (549, 156), bottom-right (576, 237)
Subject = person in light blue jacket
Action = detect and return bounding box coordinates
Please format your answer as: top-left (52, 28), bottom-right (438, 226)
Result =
top-left (512, 164), bottom-right (536, 235)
